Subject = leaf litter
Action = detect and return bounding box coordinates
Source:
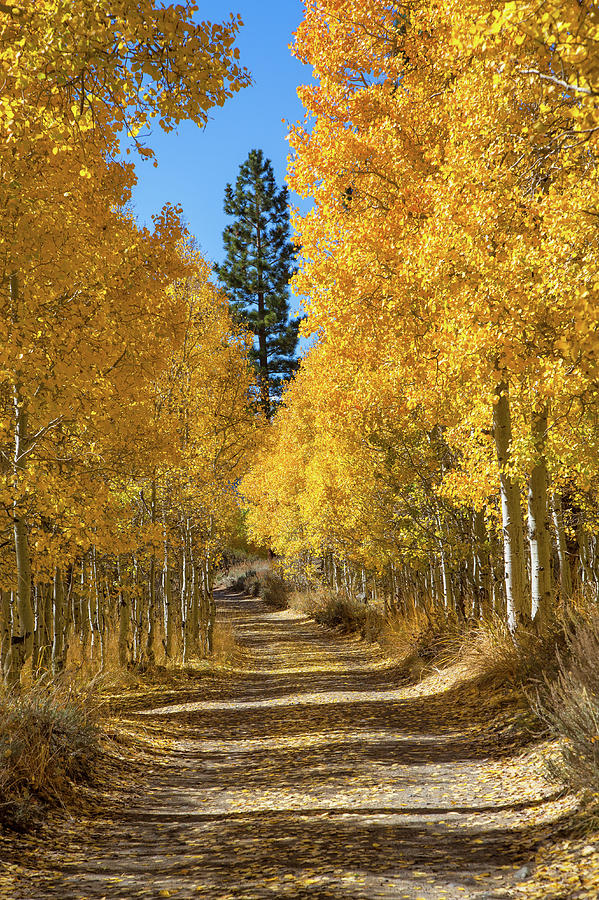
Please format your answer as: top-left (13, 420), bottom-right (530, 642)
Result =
top-left (0, 589), bottom-right (593, 899)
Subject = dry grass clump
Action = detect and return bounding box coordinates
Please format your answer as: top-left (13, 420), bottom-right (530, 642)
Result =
top-left (225, 564), bottom-right (291, 611)
top-left (260, 573), bottom-right (290, 610)
top-left (381, 605), bottom-right (463, 675)
top-left (230, 569), bottom-right (261, 596)
top-left (220, 558), bottom-right (271, 594)
top-left (535, 609), bottom-right (599, 796)
top-left (210, 620), bottom-right (241, 664)
top-left (304, 592), bottom-right (461, 669)
top-left (0, 678), bottom-right (99, 829)
top-left (308, 592), bottom-right (385, 641)
top-left (458, 616), bottom-right (564, 689)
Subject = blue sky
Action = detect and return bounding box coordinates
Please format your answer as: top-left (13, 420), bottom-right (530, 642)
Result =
top-left (130, 0), bottom-right (311, 284)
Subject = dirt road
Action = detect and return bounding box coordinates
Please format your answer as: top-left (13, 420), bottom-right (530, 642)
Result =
top-left (6, 591), bottom-right (567, 899)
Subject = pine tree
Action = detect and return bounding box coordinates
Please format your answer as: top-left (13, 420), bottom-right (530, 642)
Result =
top-left (215, 149), bottom-right (300, 417)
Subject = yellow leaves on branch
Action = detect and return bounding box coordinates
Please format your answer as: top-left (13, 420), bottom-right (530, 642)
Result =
top-left (0, 1), bottom-right (254, 584)
top-left (0, 1), bottom-right (249, 154)
top-left (243, 0), bottom-right (599, 575)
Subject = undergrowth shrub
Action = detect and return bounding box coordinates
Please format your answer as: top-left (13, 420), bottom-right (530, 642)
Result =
top-left (231, 570), bottom-right (261, 596)
top-left (459, 616), bottom-right (565, 689)
top-left (226, 566), bottom-right (291, 609)
top-left (211, 621), bottom-right (239, 663)
top-left (536, 610), bottom-right (599, 795)
top-left (261, 573), bottom-right (289, 610)
top-left (0, 679), bottom-right (99, 829)
top-left (309, 593), bottom-right (384, 641)
top-left (381, 605), bottom-right (463, 672)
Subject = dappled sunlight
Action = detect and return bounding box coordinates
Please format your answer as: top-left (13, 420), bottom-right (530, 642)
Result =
top-left (7, 591), bottom-right (573, 900)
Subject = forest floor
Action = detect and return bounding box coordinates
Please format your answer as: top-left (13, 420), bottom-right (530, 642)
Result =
top-left (0, 589), bottom-right (596, 900)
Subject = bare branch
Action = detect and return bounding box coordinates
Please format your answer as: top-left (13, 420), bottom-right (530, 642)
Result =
top-left (519, 68), bottom-right (595, 97)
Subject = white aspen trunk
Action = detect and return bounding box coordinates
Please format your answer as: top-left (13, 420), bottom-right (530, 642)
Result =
top-left (70, 559), bottom-right (81, 636)
top-left (527, 407), bottom-right (552, 626)
top-left (132, 554), bottom-right (141, 664)
top-left (432, 561), bottom-right (443, 608)
top-left (578, 526), bottom-right (593, 593)
top-left (52, 567), bottom-right (65, 674)
top-left (163, 542), bottom-right (174, 661)
top-left (473, 509), bottom-right (492, 618)
top-left (205, 558), bottom-right (216, 655)
top-left (138, 579), bottom-right (147, 667)
top-left (91, 546), bottom-right (106, 670)
top-left (88, 551), bottom-right (97, 663)
top-left (439, 548), bottom-right (451, 612)
top-left (333, 558), bottom-right (341, 592)
top-left (388, 564), bottom-right (398, 615)
top-left (189, 562), bottom-right (200, 657)
top-left (181, 525), bottom-right (190, 663)
top-left (145, 479), bottom-right (156, 666)
top-left (551, 493), bottom-right (573, 601)
top-left (32, 584), bottom-right (41, 675)
top-left (62, 563), bottom-right (73, 667)
top-left (0, 590), bottom-right (11, 678)
top-left (493, 380), bottom-right (529, 633)
top-left (98, 559), bottom-right (107, 671)
top-left (489, 528), bottom-right (503, 615)
top-left (435, 513), bottom-right (453, 612)
top-left (34, 582), bottom-right (52, 674)
top-left (199, 563), bottom-right (209, 656)
top-left (4, 592), bottom-right (21, 687)
top-left (12, 514), bottom-right (33, 682)
top-left (400, 567), bottom-right (409, 611)
top-left (43, 581), bottom-right (53, 671)
top-left (79, 555), bottom-right (89, 658)
top-left (117, 556), bottom-right (130, 668)
top-left (592, 536), bottom-right (599, 588)
top-left (9, 274), bottom-right (34, 684)
top-left (162, 496), bottom-right (174, 661)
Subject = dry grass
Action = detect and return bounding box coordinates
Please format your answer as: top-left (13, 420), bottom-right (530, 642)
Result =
top-left (380, 605), bottom-right (463, 676)
top-left (210, 620), bottom-right (239, 664)
top-left (219, 558), bottom-right (271, 594)
top-left (223, 563), bottom-right (292, 611)
top-left (535, 608), bottom-right (599, 797)
top-left (457, 617), bottom-right (564, 689)
top-left (303, 590), bottom-right (385, 641)
top-left (0, 678), bottom-right (100, 830)
top-left (260, 573), bottom-right (290, 610)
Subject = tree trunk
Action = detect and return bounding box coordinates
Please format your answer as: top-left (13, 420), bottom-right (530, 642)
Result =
top-left (163, 496), bottom-right (174, 661)
top-left (551, 493), bottom-right (573, 602)
top-left (145, 479), bottom-right (157, 666)
top-left (189, 562), bottom-right (200, 657)
top-left (8, 273), bottom-right (33, 684)
top-left (527, 407), bottom-right (552, 626)
top-left (0, 591), bottom-right (11, 678)
top-left (473, 509), bottom-right (492, 618)
top-left (117, 556), bottom-right (130, 668)
top-left (181, 526), bottom-right (190, 663)
top-left (493, 380), bottom-right (529, 632)
top-left (52, 567), bottom-right (65, 674)
top-left (255, 221), bottom-right (270, 417)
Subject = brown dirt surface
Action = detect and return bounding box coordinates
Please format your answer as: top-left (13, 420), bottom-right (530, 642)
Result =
top-left (0, 590), bottom-right (587, 899)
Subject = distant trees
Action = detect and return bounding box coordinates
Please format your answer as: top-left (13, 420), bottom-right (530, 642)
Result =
top-left (0, 0), bottom-right (253, 685)
top-left (241, 0), bottom-right (599, 638)
top-left (215, 149), bottom-right (300, 417)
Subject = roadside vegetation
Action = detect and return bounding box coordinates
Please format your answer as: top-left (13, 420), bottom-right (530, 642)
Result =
top-left (0, 679), bottom-right (99, 830)
top-left (221, 560), bottom-right (291, 611)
